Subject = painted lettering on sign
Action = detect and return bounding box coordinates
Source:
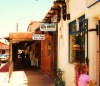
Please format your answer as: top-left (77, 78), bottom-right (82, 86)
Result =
top-left (32, 34), bottom-right (45, 40)
top-left (40, 22), bottom-right (56, 31)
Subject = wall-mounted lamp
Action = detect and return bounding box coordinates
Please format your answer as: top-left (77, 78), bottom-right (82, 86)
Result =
top-left (88, 25), bottom-right (99, 35)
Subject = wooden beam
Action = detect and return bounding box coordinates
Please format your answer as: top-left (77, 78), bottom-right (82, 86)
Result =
top-left (9, 32), bottom-right (34, 41)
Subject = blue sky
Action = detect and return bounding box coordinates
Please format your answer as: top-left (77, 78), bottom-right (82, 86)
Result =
top-left (0, 0), bottom-right (54, 37)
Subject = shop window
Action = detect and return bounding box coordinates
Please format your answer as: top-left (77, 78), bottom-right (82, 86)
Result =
top-left (69, 15), bottom-right (85, 63)
top-left (69, 20), bottom-right (77, 33)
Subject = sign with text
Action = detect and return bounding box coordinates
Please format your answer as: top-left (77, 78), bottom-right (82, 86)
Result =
top-left (86, 0), bottom-right (100, 8)
top-left (40, 22), bottom-right (56, 31)
top-left (32, 34), bottom-right (45, 40)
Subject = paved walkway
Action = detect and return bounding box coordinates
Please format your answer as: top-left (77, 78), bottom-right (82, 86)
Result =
top-left (0, 72), bottom-right (9, 86)
top-left (0, 62), bottom-right (9, 86)
top-left (0, 58), bottom-right (55, 86)
top-left (9, 69), bottom-right (55, 86)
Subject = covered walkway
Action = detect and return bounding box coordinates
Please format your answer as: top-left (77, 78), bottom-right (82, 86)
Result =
top-left (9, 69), bottom-right (55, 86)
top-left (10, 58), bottom-right (55, 86)
top-left (0, 58), bottom-right (55, 86)
top-left (5, 32), bottom-right (55, 86)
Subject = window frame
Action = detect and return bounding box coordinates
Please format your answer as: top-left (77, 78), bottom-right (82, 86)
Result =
top-left (69, 15), bottom-right (85, 63)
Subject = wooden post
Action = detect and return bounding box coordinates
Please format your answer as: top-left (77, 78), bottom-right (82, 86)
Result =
top-left (8, 42), bottom-right (13, 81)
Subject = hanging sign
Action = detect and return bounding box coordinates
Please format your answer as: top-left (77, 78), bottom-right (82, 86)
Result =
top-left (40, 22), bottom-right (56, 31)
top-left (32, 34), bottom-right (45, 40)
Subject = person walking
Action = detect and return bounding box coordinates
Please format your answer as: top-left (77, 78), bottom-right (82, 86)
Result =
top-left (20, 51), bottom-right (25, 63)
top-left (74, 63), bottom-right (93, 86)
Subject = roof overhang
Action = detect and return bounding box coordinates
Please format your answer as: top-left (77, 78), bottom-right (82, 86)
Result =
top-left (42, 4), bottom-right (59, 22)
top-left (9, 32), bottom-right (34, 41)
top-left (42, 0), bottom-right (67, 22)
top-left (9, 32), bottom-right (36, 50)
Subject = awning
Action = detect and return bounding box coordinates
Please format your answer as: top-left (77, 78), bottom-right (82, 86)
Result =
top-left (9, 32), bottom-right (35, 50)
top-left (9, 32), bottom-right (34, 41)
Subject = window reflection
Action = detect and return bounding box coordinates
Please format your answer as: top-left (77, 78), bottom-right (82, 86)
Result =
top-left (69, 15), bottom-right (85, 63)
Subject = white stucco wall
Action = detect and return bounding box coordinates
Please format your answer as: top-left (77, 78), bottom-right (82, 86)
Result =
top-left (69, 0), bottom-right (86, 19)
top-left (86, 2), bottom-right (100, 85)
top-left (58, 19), bottom-right (75, 86)
top-left (86, 2), bottom-right (100, 18)
top-left (58, 0), bottom-right (100, 86)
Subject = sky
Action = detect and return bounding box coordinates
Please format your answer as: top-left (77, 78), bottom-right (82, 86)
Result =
top-left (0, 0), bottom-right (54, 37)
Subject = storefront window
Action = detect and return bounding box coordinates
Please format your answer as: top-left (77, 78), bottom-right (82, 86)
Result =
top-left (69, 20), bottom-right (77, 33)
top-left (69, 15), bottom-right (85, 63)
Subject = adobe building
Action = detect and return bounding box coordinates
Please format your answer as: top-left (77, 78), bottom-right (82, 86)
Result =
top-left (7, 0), bottom-right (100, 85)
top-left (8, 21), bottom-right (43, 79)
top-left (27, 21), bottom-right (58, 76)
top-left (8, 32), bottom-right (34, 78)
top-left (43, 0), bottom-right (100, 86)
top-left (8, 20), bottom-right (57, 79)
